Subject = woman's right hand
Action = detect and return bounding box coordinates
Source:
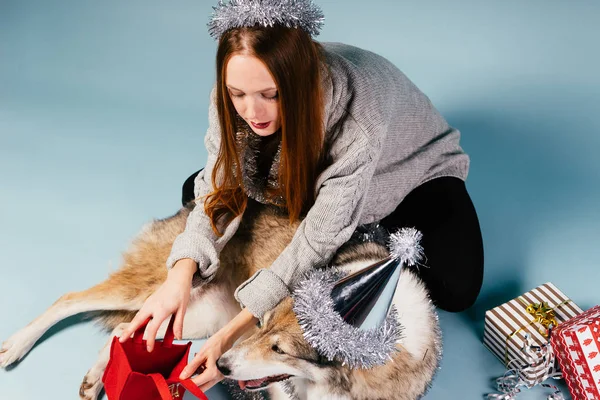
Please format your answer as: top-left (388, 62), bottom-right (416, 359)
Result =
top-left (118, 258), bottom-right (198, 352)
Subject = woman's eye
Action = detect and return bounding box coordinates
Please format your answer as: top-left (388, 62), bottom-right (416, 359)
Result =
top-left (271, 344), bottom-right (285, 354)
top-left (263, 92), bottom-right (279, 101)
top-left (230, 93), bottom-right (244, 98)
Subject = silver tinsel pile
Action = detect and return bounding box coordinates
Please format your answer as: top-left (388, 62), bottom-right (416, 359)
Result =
top-left (292, 268), bottom-right (404, 370)
top-left (208, 0), bottom-right (325, 39)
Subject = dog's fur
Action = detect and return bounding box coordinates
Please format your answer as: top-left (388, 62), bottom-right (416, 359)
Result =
top-left (1, 199), bottom-right (441, 400)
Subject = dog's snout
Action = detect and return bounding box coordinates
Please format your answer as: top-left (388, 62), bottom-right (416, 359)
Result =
top-left (216, 357), bottom-right (232, 376)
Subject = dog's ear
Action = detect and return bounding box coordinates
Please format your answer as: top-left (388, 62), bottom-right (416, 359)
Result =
top-left (260, 309), bottom-right (273, 328)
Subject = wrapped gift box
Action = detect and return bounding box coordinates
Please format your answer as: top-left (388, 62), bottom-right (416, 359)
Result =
top-left (551, 305), bottom-right (600, 400)
top-left (483, 282), bottom-right (583, 385)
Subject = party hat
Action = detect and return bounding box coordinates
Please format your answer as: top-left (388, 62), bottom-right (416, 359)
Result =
top-left (292, 227), bottom-right (425, 369)
top-left (330, 256), bottom-right (401, 327)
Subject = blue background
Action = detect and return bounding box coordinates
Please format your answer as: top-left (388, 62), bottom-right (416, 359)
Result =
top-left (1, 0), bottom-right (599, 399)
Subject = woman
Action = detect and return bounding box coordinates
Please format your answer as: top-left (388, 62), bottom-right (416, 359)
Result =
top-left (120, 0), bottom-right (484, 392)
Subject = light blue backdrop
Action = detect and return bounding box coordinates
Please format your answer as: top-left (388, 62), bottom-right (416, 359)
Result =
top-left (1, 0), bottom-right (599, 399)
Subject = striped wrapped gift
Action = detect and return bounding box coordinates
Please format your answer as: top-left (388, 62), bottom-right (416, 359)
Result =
top-left (483, 282), bottom-right (583, 385)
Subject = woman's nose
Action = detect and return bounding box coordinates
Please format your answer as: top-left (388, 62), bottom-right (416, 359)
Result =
top-left (245, 97), bottom-right (262, 120)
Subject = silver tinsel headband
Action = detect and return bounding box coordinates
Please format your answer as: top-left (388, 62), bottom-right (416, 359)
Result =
top-left (207, 0), bottom-right (325, 40)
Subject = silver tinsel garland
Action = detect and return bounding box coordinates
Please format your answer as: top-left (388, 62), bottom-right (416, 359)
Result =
top-left (208, 0), bottom-right (325, 40)
top-left (292, 227), bottom-right (426, 369)
top-left (234, 124), bottom-right (285, 206)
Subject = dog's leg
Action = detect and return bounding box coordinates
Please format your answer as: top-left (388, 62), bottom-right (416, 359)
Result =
top-left (78, 290), bottom-right (242, 400)
top-left (0, 280), bottom-right (148, 368)
top-left (79, 322), bottom-right (130, 400)
top-left (78, 319), bottom-right (173, 400)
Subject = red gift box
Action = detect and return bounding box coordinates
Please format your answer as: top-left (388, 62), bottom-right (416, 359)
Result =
top-left (551, 305), bottom-right (600, 400)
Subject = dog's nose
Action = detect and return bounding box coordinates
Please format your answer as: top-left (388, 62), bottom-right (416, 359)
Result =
top-left (216, 358), bottom-right (231, 376)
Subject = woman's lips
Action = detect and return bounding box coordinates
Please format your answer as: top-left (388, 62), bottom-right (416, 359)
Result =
top-left (251, 121), bottom-right (271, 129)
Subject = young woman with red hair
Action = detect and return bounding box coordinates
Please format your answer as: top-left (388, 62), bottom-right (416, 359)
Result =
top-left (120, 2), bottom-right (483, 392)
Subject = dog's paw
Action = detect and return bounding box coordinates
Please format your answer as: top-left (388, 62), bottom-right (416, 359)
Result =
top-left (79, 367), bottom-right (104, 400)
top-left (0, 334), bottom-right (35, 368)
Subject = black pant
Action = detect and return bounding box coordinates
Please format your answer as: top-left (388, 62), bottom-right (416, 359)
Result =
top-left (378, 177), bottom-right (484, 312)
top-left (182, 171), bottom-right (484, 313)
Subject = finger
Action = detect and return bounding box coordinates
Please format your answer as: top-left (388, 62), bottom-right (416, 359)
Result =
top-left (119, 311), bottom-right (150, 343)
top-left (144, 315), bottom-right (165, 352)
top-left (180, 352), bottom-right (207, 380)
top-left (190, 366), bottom-right (223, 390)
top-left (173, 308), bottom-right (186, 340)
top-left (191, 357), bottom-right (223, 389)
top-left (123, 312), bottom-right (152, 341)
top-left (189, 368), bottom-right (211, 387)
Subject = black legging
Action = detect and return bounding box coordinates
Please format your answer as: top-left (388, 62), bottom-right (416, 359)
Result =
top-left (181, 170), bottom-right (484, 313)
top-left (377, 176), bottom-right (484, 312)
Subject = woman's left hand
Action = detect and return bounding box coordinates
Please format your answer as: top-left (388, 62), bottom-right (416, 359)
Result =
top-left (179, 330), bottom-right (234, 392)
top-left (179, 308), bottom-right (258, 392)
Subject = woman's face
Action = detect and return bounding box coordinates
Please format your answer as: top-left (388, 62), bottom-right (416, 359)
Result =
top-left (226, 54), bottom-right (281, 136)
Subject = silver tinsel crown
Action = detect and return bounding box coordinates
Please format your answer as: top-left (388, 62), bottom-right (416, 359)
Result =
top-left (207, 0), bottom-right (325, 40)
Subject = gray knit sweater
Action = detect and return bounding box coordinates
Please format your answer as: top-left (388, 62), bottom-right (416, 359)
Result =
top-left (166, 42), bottom-right (470, 319)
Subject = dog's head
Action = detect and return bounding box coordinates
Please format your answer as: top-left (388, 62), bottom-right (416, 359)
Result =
top-left (217, 297), bottom-right (331, 392)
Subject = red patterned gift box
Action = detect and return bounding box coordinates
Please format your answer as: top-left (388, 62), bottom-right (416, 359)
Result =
top-left (551, 305), bottom-right (600, 400)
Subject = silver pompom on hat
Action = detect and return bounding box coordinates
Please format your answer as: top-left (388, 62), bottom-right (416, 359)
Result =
top-left (292, 227), bottom-right (425, 369)
top-left (207, 0), bottom-right (325, 40)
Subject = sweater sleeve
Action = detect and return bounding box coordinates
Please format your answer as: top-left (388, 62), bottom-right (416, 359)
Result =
top-left (234, 118), bottom-right (383, 319)
top-left (166, 87), bottom-right (245, 283)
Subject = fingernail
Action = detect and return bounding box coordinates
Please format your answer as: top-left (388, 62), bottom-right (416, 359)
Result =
top-left (147, 346), bottom-right (152, 352)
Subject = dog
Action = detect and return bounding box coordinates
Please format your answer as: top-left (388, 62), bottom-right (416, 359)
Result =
top-left (0, 198), bottom-right (441, 400)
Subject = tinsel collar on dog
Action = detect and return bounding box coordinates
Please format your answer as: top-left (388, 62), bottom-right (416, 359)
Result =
top-left (207, 0), bottom-right (325, 40)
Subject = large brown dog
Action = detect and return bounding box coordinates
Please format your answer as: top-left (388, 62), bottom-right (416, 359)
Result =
top-left (1, 200), bottom-right (441, 399)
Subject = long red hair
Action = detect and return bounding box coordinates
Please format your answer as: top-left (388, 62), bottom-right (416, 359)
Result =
top-left (201, 25), bottom-right (327, 237)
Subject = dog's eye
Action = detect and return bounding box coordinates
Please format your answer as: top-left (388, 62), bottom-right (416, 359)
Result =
top-left (271, 344), bottom-right (285, 355)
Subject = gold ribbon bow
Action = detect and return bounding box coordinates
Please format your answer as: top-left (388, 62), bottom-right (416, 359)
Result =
top-left (504, 298), bottom-right (570, 365)
top-left (524, 301), bottom-right (558, 335)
